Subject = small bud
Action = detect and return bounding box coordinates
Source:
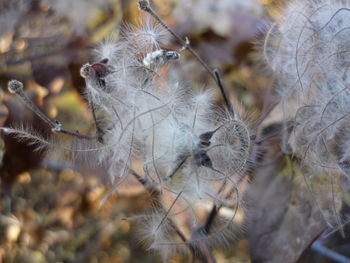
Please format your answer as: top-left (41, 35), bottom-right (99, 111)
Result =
top-left (80, 63), bottom-right (91, 79)
top-left (181, 37), bottom-right (190, 51)
top-left (199, 131), bottom-right (215, 142)
top-left (194, 151), bottom-right (212, 168)
top-left (198, 140), bottom-right (211, 148)
top-left (138, 0), bottom-right (150, 11)
top-left (99, 58), bottom-right (109, 64)
top-left (91, 61), bottom-right (111, 78)
top-left (80, 60), bottom-right (112, 80)
top-left (143, 50), bottom-right (180, 70)
top-left (164, 51), bottom-right (180, 60)
top-left (8, 80), bottom-right (23, 94)
top-left (52, 120), bottom-right (62, 133)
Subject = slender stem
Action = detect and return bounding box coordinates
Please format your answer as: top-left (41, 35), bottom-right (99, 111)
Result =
top-left (202, 173), bottom-right (245, 235)
top-left (17, 89), bottom-right (55, 128)
top-left (166, 155), bottom-right (188, 179)
top-left (214, 69), bottom-right (234, 116)
top-left (90, 99), bottom-right (100, 133)
top-left (5, 49), bottom-right (63, 66)
top-left (87, 92), bottom-right (105, 142)
top-left (168, 219), bottom-right (189, 244)
top-left (129, 169), bottom-right (189, 243)
top-left (59, 128), bottom-right (96, 140)
top-left (311, 241), bottom-right (350, 263)
top-left (203, 205), bottom-right (218, 234)
top-left (129, 168), bottom-right (148, 185)
top-left (156, 191), bottom-right (183, 231)
top-left (252, 101), bottom-right (278, 131)
top-left (16, 89), bottom-right (95, 140)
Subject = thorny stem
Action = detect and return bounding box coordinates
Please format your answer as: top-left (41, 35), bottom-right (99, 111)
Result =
top-left (140, 2), bottom-right (234, 115)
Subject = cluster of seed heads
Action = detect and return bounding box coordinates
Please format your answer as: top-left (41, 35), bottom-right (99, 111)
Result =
top-left (264, 0), bottom-right (350, 226)
top-left (4, 4), bottom-right (251, 259)
top-left (6, 0), bottom-right (350, 259)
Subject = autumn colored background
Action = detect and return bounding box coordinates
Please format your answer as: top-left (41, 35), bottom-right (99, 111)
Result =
top-left (0, 0), bottom-right (349, 262)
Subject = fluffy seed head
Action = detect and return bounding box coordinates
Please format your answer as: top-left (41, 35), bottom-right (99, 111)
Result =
top-left (264, 0), bottom-right (350, 159)
top-left (8, 80), bottom-right (23, 94)
top-left (123, 17), bottom-right (170, 52)
top-left (80, 63), bottom-right (91, 79)
top-left (263, 0), bottom-right (350, 228)
top-left (4, 15), bottom-right (252, 259)
top-left (138, 0), bottom-right (150, 11)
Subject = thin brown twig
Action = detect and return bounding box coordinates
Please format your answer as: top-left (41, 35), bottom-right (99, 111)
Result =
top-left (59, 128), bottom-right (96, 140)
top-left (214, 69), bottom-right (234, 116)
top-left (12, 83), bottom-right (96, 140)
top-left (4, 49), bottom-right (64, 66)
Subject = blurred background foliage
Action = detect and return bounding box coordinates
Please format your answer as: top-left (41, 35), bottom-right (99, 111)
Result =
top-left (1, 0), bottom-right (348, 262)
